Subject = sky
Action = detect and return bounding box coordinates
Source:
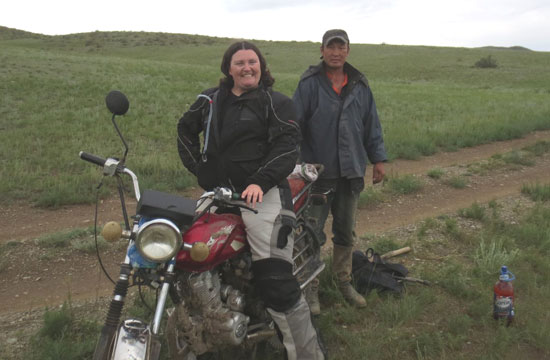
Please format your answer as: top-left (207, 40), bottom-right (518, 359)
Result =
top-left (2, 0), bottom-right (549, 51)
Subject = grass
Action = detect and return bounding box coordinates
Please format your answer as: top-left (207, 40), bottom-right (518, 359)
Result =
top-left (0, 242), bottom-right (16, 272)
top-left (474, 238), bottom-right (520, 275)
top-left (522, 182), bottom-right (550, 202)
top-left (426, 167), bottom-right (444, 179)
top-left (2, 28), bottom-right (550, 206)
top-left (523, 140), bottom-right (550, 156)
top-left (318, 194), bottom-right (550, 359)
top-left (445, 175), bottom-right (468, 189)
top-left (417, 218), bottom-right (439, 240)
top-left (34, 227), bottom-right (108, 252)
top-left (359, 233), bottom-right (402, 255)
top-left (25, 302), bottom-right (98, 360)
top-left (386, 174), bottom-right (424, 195)
top-left (358, 186), bottom-right (385, 208)
top-left (358, 174), bottom-right (424, 208)
top-left (501, 150), bottom-right (536, 166)
top-left (458, 202), bottom-right (486, 220)
top-left (467, 141), bottom-right (550, 175)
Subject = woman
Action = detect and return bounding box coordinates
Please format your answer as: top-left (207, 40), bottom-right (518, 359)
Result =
top-left (177, 41), bottom-right (325, 360)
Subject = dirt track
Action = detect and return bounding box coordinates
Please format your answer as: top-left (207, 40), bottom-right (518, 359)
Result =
top-left (1, 130), bottom-right (550, 316)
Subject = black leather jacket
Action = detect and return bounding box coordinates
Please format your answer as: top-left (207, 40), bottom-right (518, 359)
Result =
top-left (177, 84), bottom-right (300, 193)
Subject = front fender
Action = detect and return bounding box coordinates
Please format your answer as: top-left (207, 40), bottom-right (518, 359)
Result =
top-left (111, 319), bottom-right (160, 360)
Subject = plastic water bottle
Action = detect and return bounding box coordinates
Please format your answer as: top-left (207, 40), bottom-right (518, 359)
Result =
top-left (493, 265), bottom-right (515, 325)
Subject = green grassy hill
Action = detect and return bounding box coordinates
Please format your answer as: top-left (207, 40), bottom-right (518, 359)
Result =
top-left (0, 25), bottom-right (46, 40)
top-left (1, 27), bottom-right (549, 206)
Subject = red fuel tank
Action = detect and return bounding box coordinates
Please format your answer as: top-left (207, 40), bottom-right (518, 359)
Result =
top-left (176, 212), bottom-right (247, 272)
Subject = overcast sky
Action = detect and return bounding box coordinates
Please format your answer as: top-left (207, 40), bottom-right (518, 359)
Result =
top-left (2, 0), bottom-right (549, 51)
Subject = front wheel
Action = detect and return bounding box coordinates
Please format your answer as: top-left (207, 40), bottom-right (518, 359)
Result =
top-left (92, 327), bottom-right (116, 360)
top-left (95, 320), bottom-right (158, 360)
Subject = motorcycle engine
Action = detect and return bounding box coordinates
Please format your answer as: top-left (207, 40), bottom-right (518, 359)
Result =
top-left (168, 264), bottom-right (251, 355)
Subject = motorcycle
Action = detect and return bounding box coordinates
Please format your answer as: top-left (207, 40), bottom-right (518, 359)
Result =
top-left (80, 90), bottom-right (325, 359)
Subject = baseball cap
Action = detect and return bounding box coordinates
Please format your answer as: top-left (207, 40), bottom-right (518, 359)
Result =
top-left (322, 29), bottom-right (349, 47)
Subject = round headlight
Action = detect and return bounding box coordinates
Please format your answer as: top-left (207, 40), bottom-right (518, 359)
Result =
top-left (136, 219), bottom-right (181, 262)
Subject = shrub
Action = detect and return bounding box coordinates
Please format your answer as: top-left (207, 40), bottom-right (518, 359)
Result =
top-left (28, 302), bottom-right (97, 360)
top-left (523, 141), bottom-right (550, 156)
top-left (358, 187), bottom-right (384, 208)
top-left (427, 168), bottom-right (445, 179)
top-left (458, 202), bottom-right (486, 221)
top-left (39, 304), bottom-right (73, 340)
top-left (502, 151), bottom-right (535, 166)
top-left (386, 174), bottom-right (424, 195)
top-left (474, 237), bottom-right (519, 274)
top-left (475, 55), bottom-right (498, 68)
top-left (522, 183), bottom-right (550, 202)
top-left (446, 176), bottom-right (468, 189)
top-left (35, 228), bottom-right (95, 248)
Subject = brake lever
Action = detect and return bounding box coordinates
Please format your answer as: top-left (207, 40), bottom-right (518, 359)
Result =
top-left (237, 203), bottom-right (259, 214)
top-left (210, 188), bottom-right (259, 214)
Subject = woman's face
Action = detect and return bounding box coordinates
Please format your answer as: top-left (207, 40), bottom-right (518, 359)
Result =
top-left (229, 49), bottom-right (261, 95)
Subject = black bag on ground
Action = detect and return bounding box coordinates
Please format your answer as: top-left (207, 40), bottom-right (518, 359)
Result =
top-left (351, 248), bottom-right (409, 295)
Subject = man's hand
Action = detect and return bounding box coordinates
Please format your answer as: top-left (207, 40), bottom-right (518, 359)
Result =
top-left (241, 184), bottom-right (264, 208)
top-left (373, 162), bottom-right (385, 184)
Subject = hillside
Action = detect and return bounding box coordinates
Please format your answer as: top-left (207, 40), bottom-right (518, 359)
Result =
top-left (1, 28), bottom-right (550, 207)
top-left (0, 26), bottom-right (45, 40)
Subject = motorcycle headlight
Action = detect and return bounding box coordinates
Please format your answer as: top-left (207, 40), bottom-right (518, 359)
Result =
top-left (136, 219), bottom-right (181, 262)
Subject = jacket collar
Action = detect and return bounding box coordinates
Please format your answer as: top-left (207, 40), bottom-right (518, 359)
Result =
top-left (218, 83), bottom-right (267, 102)
top-left (301, 62), bottom-right (369, 88)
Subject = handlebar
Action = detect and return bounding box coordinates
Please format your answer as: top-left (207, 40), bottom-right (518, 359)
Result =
top-left (79, 151), bottom-right (107, 167)
top-left (79, 150), bottom-right (141, 201)
top-left (199, 188), bottom-right (240, 201)
top-left (198, 188), bottom-right (257, 214)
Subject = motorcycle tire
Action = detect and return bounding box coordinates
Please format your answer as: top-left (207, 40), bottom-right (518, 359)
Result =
top-left (302, 220), bottom-right (322, 251)
top-left (92, 328), bottom-right (115, 360)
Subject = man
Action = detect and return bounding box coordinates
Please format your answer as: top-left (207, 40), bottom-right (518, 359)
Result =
top-left (293, 29), bottom-right (387, 314)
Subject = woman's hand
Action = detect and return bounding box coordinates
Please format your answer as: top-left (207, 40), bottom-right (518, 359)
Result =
top-left (241, 184), bottom-right (263, 208)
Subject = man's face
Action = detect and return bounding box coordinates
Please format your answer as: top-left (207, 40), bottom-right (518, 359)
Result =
top-left (321, 40), bottom-right (350, 70)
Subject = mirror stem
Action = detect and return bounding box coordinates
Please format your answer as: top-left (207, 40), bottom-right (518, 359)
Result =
top-left (111, 114), bottom-right (129, 166)
top-left (117, 176), bottom-right (131, 231)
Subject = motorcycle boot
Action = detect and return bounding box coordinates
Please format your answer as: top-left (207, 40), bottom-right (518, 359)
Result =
top-left (253, 258), bottom-right (325, 360)
top-left (267, 295), bottom-right (326, 360)
top-left (305, 277), bottom-right (321, 315)
top-left (333, 244), bottom-right (366, 308)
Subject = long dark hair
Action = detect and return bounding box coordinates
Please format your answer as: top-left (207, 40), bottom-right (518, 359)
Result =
top-left (220, 41), bottom-right (275, 88)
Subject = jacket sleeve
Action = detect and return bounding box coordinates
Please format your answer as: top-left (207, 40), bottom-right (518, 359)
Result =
top-left (177, 95), bottom-right (208, 176)
top-left (363, 86), bottom-right (388, 164)
top-left (245, 92), bottom-right (300, 193)
top-left (292, 81), bottom-right (308, 140)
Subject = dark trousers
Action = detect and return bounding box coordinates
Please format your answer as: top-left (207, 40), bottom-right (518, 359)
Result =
top-left (306, 177), bottom-right (363, 248)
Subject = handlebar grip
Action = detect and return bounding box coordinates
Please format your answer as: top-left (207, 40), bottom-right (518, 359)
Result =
top-left (79, 151), bottom-right (107, 167)
top-left (231, 192), bottom-right (241, 200)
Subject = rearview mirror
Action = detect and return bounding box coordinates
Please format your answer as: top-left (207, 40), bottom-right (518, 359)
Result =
top-left (105, 90), bottom-right (129, 116)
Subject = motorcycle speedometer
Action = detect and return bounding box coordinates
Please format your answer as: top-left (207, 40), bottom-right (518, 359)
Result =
top-left (135, 219), bottom-right (181, 262)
